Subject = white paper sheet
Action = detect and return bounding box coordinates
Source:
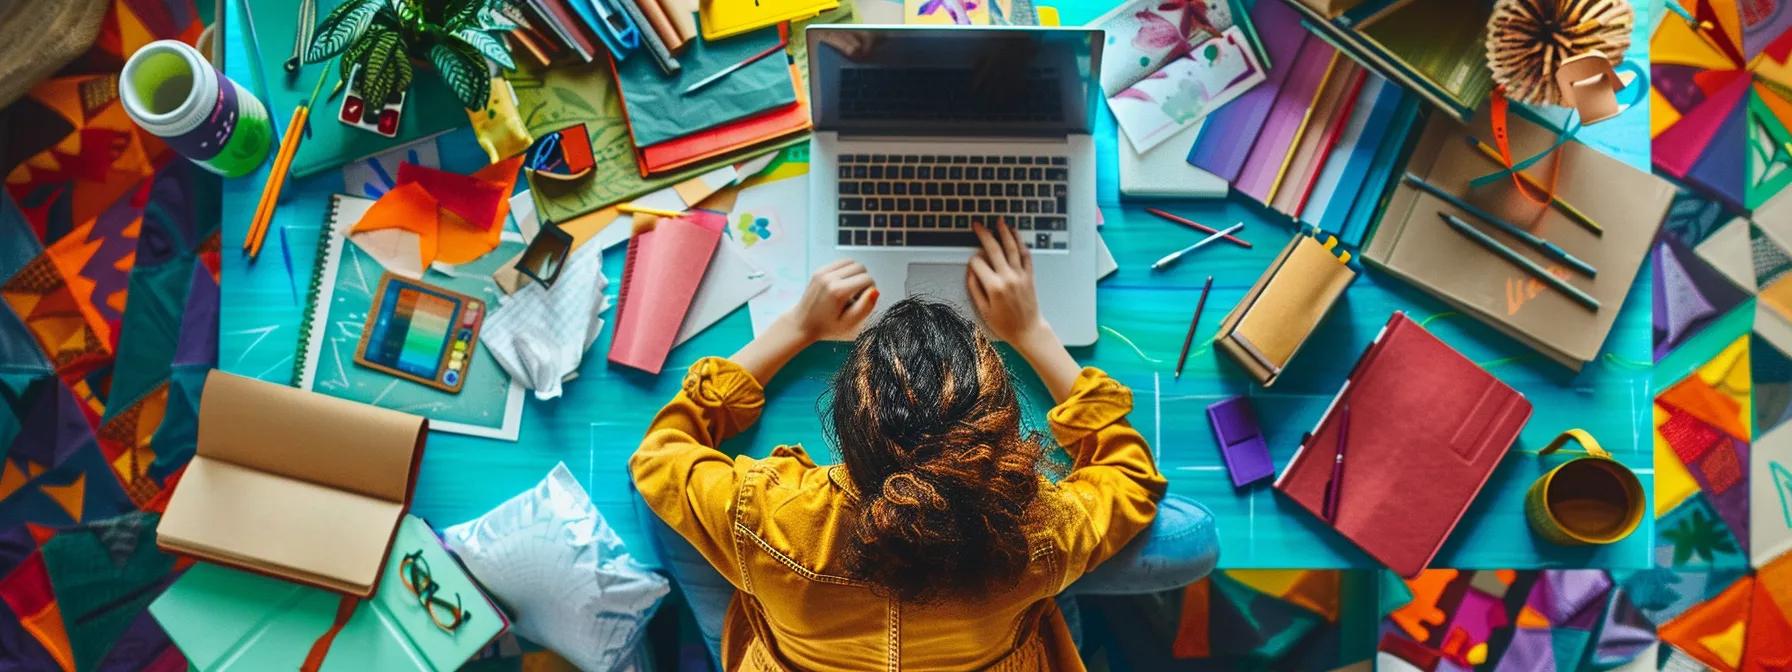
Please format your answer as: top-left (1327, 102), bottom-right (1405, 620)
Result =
top-left (675, 242), bottom-right (772, 346)
top-left (481, 238), bottom-right (610, 400)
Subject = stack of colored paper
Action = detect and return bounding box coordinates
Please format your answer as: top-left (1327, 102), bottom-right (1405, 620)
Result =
top-left (1186, 0), bottom-right (1420, 244)
top-left (611, 24), bottom-right (811, 175)
top-left (1280, 0), bottom-right (1495, 120)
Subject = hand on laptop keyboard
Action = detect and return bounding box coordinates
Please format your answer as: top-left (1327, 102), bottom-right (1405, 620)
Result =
top-left (967, 220), bottom-right (1046, 345)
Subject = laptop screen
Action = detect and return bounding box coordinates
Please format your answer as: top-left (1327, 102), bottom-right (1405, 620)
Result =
top-left (806, 26), bottom-right (1102, 138)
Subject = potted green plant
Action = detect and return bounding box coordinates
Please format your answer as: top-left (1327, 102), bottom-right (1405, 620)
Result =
top-left (303, 0), bottom-right (519, 111)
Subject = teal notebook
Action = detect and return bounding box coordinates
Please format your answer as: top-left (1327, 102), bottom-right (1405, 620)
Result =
top-left (149, 515), bottom-right (507, 671)
top-left (239, 0), bottom-right (471, 178)
top-left (293, 195), bottom-right (525, 440)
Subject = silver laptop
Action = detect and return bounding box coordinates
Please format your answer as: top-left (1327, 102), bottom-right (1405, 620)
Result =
top-left (804, 25), bottom-right (1104, 346)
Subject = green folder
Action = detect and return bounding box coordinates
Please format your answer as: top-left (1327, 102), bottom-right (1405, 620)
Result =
top-left (238, 0), bottom-right (471, 178)
top-left (149, 515), bottom-right (506, 670)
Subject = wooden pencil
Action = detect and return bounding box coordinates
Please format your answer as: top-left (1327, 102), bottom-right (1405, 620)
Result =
top-left (246, 70), bottom-right (329, 260)
top-left (1145, 208), bottom-right (1251, 248)
top-left (1266, 52), bottom-right (1342, 204)
top-left (1175, 276), bottom-right (1214, 379)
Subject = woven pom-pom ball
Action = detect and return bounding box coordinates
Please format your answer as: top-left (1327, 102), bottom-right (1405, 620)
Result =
top-left (1486, 0), bottom-right (1633, 106)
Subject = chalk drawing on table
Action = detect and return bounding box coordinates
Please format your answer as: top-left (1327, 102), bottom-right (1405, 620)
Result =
top-left (226, 325), bottom-right (281, 368)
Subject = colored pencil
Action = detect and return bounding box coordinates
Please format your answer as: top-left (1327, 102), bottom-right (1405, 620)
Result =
top-left (1292, 69), bottom-right (1369, 217)
top-left (1145, 208), bottom-right (1251, 248)
top-left (682, 42), bottom-right (784, 95)
top-left (1438, 212), bottom-right (1599, 310)
top-left (1267, 53), bottom-right (1342, 204)
top-left (1464, 136), bottom-right (1602, 236)
top-left (1152, 223), bottom-right (1244, 271)
top-left (1403, 173), bottom-right (1596, 277)
top-left (617, 204), bottom-right (685, 218)
top-left (1174, 276), bottom-right (1214, 380)
top-left (246, 69), bottom-right (329, 260)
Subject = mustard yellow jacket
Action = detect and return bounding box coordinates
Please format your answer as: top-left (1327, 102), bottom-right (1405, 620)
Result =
top-left (630, 357), bottom-right (1166, 671)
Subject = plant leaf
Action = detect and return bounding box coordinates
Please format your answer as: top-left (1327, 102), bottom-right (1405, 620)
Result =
top-left (305, 0), bottom-right (384, 63)
top-left (431, 41), bottom-right (490, 109)
top-left (479, 2), bottom-right (520, 31)
top-left (395, 0), bottom-right (425, 24)
top-left (338, 29), bottom-right (377, 80)
top-left (359, 29), bottom-right (410, 107)
top-left (456, 28), bottom-right (514, 69)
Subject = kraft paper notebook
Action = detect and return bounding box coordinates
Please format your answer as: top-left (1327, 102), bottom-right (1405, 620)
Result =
top-left (157, 371), bottom-right (427, 597)
top-left (609, 211), bottom-right (726, 374)
top-left (1215, 231), bottom-right (1356, 386)
top-left (1362, 108), bottom-right (1673, 370)
top-left (295, 195), bottom-right (526, 440)
top-left (238, 0), bottom-right (469, 178)
top-left (150, 515), bottom-right (506, 670)
top-left (1275, 312), bottom-right (1532, 577)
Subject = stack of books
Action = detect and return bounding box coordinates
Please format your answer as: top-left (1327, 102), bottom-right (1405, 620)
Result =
top-left (1187, 0), bottom-right (1422, 244)
top-left (1278, 0), bottom-right (1494, 120)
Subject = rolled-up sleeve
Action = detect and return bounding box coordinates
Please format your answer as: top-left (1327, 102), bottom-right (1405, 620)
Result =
top-left (1046, 368), bottom-right (1167, 590)
top-left (630, 357), bottom-right (766, 590)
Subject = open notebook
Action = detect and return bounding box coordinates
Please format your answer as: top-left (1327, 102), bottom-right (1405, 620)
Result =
top-left (157, 371), bottom-right (427, 597)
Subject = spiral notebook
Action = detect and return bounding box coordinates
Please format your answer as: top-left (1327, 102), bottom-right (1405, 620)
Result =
top-left (295, 195), bottom-right (525, 440)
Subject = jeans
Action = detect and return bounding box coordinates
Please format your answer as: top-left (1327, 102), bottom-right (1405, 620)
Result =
top-left (648, 494), bottom-right (1220, 666)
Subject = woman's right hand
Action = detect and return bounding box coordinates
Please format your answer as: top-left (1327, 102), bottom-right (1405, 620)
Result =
top-left (967, 220), bottom-right (1051, 345)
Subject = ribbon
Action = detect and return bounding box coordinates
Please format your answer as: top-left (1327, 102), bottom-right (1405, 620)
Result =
top-left (301, 595), bottom-right (360, 672)
top-left (1470, 60), bottom-right (1648, 200)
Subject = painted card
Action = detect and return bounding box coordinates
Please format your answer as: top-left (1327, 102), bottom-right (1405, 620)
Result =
top-left (1108, 26), bottom-right (1265, 153)
top-left (1094, 0), bottom-right (1236, 95)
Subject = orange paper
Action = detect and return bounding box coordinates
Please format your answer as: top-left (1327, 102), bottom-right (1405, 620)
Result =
top-left (352, 156), bottom-right (524, 266)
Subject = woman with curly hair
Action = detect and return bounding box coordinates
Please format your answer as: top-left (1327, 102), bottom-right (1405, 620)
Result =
top-left (632, 222), bottom-right (1218, 671)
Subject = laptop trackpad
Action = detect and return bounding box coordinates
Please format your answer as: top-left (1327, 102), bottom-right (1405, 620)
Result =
top-left (905, 263), bottom-right (977, 318)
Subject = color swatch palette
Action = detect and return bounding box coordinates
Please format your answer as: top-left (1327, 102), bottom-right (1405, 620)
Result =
top-left (357, 274), bottom-right (485, 393)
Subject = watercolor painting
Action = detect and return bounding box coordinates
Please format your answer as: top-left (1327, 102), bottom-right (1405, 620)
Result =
top-left (1107, 27), bottom-right (1265, 152)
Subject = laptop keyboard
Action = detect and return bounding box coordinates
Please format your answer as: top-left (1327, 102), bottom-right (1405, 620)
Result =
top-left (836, 154), bottom-right (1071, 250)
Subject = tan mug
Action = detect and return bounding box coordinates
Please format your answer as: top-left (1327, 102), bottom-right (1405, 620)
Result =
top-left (1525, 429), bottom-right (1644, 545)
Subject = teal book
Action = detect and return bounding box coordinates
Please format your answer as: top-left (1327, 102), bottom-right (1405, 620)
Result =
top-left (149, 515), bottom-right (507, 671)
top-left (238, 0), bottom-right (471, 178)
top-left (612, 23), bottom-right (795, 147)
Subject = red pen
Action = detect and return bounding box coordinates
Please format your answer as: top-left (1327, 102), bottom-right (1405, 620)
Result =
top-left (1323, 404), bottom-right (1350, 523)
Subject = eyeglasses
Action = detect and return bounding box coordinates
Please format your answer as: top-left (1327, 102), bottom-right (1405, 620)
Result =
top-left (398, 551), bottom-right (470, 632)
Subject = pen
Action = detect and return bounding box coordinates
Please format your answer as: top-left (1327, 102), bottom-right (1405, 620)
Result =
top-left (683, 42), bottom-right (786, 95)
top-left (617, 204), bottom-right (686, 218)
top-left (1402, 173), bottom-right (1596, 278)
top-left (1151, 223), bottom-right (1245, 271)
top-left (1146, 208), bottom-right (1250, 248)
top-left (1323, 404), bottom-right (1349, 523)
top-left (1174, 276), bottom-right (1213, 380)
top-left (1438, 211), bottom-right (1600, 311)
top-left (1463, 136), bottom-right (1602, 236)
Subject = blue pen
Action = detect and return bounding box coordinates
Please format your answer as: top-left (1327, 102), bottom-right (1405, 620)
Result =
top-left (1402, 173), bottom-right (1596, 278)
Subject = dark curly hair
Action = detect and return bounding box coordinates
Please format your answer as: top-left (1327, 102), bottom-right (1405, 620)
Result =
top-left (825, 297), bottom-right (1050, 604)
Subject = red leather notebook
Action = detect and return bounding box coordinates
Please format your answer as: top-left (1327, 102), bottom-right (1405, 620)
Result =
top-left (1274, 311), bottom-right (1532, 577)
top-left (607, 211), bottom-right (725, 374)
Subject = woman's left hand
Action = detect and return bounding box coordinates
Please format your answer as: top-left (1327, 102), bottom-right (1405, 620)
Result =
top-left (780, 259), bottom-right (879, 342)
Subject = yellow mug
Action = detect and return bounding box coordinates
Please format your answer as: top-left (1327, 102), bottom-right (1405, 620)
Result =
top-left (1525, 429), bottom-right (1644, 545)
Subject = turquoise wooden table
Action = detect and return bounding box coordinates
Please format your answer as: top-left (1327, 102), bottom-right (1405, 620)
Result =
top-left (217, 0), bottom-right (1656, 571)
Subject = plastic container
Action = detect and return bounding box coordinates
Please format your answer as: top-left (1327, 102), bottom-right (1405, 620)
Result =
top-left (121, 39), bottom-right (272, 177)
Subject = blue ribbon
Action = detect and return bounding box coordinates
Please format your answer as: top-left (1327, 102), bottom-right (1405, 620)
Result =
top-left (1470, 60), bottom-right (1648, 189)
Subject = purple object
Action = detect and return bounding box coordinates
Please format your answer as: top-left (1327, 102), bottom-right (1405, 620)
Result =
top-left (1207, 396), bottom-right (1275, 487)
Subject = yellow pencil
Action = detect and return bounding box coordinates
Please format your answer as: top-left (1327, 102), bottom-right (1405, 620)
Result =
top-left (617, 204), bottom-right (685, 218)
top-left (1464, 136), bottom-right (1603, 236)
top-left (1266, 53), bottom-right (1341, 204)
top-left (246, 70), bottom-right (330, 260)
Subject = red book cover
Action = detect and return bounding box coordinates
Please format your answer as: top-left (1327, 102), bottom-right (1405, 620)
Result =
top-left (1274, 311), bottom-right (1531, 577)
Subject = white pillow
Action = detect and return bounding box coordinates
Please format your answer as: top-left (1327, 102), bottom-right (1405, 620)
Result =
top-left (443, 463), bottom-right (669, 672)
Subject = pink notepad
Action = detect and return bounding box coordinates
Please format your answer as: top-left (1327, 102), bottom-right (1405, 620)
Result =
top-left (607, 211), bottom-right (725, 374)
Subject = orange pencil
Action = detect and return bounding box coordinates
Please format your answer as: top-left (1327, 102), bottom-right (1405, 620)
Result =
top-left (246, 70), bottom-right (329, 260)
